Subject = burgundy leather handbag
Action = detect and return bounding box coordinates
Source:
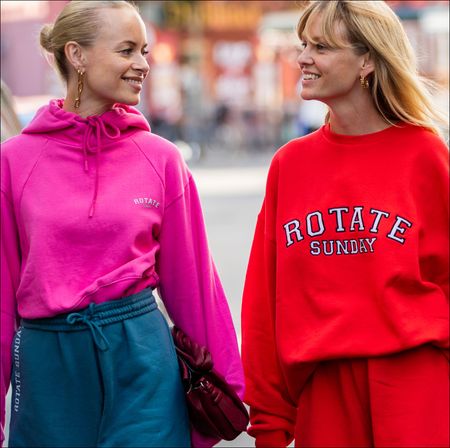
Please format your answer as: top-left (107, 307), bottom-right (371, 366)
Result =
top-left (171, 326), bottom-right (249, 441)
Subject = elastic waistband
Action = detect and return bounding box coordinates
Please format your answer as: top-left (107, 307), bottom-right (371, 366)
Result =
top-left (22, 288), bottom-right (157, 332)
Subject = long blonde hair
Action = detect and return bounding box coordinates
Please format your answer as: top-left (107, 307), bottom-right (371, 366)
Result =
top-left (40, 1), bottom-right (138, 82)
top-left (297, 0), bottom-right (448, 137)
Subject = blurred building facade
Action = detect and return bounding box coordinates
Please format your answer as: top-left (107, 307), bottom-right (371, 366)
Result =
top-left (1, 0), bottom-right (448, 155)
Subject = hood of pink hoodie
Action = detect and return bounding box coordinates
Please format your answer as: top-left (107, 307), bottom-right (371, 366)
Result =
top-left (22, 99), bottom-right (150, 217)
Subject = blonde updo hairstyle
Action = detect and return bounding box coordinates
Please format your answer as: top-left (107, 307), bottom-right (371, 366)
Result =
top-left (40, 1), bottom-right (138, 82)
top-left (297, 0), bottom-right (448, 137)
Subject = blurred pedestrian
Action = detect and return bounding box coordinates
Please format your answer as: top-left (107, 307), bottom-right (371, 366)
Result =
top-left (1, 1), bottom-right (244, 447)
top-left (242, 1), bottom-right (449, 447)
top-left (296, 97), bottom-right (327, 136)
top-left (0, 80), bottom-right (22, 142)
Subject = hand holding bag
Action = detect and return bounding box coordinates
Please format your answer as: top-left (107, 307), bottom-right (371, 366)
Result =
top-left (171, 326), bottom-right (249, 441)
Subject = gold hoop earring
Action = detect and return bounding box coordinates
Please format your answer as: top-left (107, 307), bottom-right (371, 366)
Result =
top-left (360, 75), bottom-right (369, 89)
top-left (74, 69), bottom-right (85, 108)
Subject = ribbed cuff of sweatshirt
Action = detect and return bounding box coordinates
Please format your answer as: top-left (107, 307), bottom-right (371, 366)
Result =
top-left (255, 430), bottom-right (289, 447)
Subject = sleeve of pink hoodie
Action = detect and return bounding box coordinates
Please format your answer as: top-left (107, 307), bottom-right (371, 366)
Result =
top-left (0, 190), bottom-right (20, 445)
top-left (156, 166), bottom-right (245, 447)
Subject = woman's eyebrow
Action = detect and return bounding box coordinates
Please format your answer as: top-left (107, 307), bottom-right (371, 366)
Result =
top-left (118, 40), bottom-right (135, 46)
top-left (117, 40), bottom-right (148, 47)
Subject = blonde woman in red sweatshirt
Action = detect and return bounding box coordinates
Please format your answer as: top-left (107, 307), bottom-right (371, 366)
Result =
top-left (241, 1), bottom-right (449, 447)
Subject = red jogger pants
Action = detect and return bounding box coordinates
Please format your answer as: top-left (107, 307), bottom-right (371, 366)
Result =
top-left (296, 344), bottom-right (449, 447)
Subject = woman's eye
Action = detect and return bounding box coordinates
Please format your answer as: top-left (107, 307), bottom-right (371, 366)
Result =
top-left (316, 43), bottom-right (327, 51)
top-left (120, 49), bottom-right (133, 55)
top-left (142, 49), bottom-right (149, 56)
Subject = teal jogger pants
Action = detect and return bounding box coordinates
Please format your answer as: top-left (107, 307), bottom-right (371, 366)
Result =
top-left (8, 288), bottom-right (191, 447)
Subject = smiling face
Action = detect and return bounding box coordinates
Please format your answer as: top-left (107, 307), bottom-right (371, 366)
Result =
top-left (297, 13), bottom-right (370, 106)
top-left (75, 6), bottom-right (150, 114)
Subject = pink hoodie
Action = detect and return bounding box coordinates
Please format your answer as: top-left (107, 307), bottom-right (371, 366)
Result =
top-left (1, 99), bottom-right (244, 446)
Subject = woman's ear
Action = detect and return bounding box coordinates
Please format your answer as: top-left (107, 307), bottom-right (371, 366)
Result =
top-left (64, 41), bottom-right (86, 71)
top-left (361, 52), bottom-right (375, 77)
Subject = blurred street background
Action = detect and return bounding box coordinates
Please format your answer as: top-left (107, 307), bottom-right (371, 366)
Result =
top-left (1, 1), bottom-right (449, 447)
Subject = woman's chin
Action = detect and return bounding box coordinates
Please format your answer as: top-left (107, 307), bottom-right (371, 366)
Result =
top-left (300, 91), bottom-right (317, 101)
top-left (117, 95), bottom-right (140, 106)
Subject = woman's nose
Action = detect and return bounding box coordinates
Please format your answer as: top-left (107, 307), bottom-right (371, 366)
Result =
top-left (133, 54), bottom-right (150, 76)
top-left (297, 47), bottom-right (313, 68)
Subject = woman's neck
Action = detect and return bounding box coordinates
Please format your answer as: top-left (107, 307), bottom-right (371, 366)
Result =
top-left (327, 95), bottom-right (391, 136)
top-left (63, 94), bottom-right (112, 118)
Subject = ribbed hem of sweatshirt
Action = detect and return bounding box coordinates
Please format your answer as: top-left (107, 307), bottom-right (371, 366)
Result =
top-left (255, 430), bottom-right (289, 447)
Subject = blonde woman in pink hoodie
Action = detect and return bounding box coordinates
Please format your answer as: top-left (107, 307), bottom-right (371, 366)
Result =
top-left (0, 2), bottom-right (244, 447)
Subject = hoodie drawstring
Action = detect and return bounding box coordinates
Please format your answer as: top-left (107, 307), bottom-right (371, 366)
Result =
top-left (82, 116), bottom-right (121, 218)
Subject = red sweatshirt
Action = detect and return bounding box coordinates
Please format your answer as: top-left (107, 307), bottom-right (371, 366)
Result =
top-left (241, 123), bottom-right (449, 447)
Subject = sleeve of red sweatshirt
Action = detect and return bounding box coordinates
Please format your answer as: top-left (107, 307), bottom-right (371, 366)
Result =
top-left (241, 157), bottom-right (297, 447)
top-left (0, 189), bottom-right (20, 445)
top-left (412, 137), bottom-right (449, 317)
top-left (156, 157), bottom-right (245, 448)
